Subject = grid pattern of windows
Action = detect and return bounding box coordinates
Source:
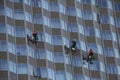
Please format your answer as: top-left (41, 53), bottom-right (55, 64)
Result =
top-left (0, 0), bottom-right (120, 80)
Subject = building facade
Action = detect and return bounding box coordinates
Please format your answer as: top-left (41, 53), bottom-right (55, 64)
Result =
top-left (0, 0), bottom-right (120, 80)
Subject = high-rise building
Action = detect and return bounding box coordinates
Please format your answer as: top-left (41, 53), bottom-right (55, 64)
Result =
top-left (0, 0), bottom-right (120, 80)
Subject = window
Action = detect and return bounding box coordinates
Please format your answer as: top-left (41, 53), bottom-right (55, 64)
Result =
top-left (92, 78), bottom-right (101, 80)
top-left (36, 49), bottom-right (46, 59)
top-left (33, 14), bottom-right (42, 24)
top-left (0, 40), bottom-right (7, 51)
top-left (6, 7), bottom-right (13, 18)
top-left (67, 7), bottom-right (76, 16)
top-left (100, 62), bottom-right (105, 72)
top-left (8, 42), bottom-right (15, 54)
top-left (83, 10), bottom-right (92, 20)
top-left (24, 0), bottom-right (30, 5)
top-left (50, 2), bottom-right (59, 12)
top-left (74, 74), bottom-right (84, 80)
top-left (12, 0), bottom-right (23, 2)
top-left (28, 64), bottom-right (34, 76)
top-left (78, 24), bottom-right (84, 35)
top-left (32, 0), bottom-right (41, 7)
top-left (37, 32), bottom-right (44, 41)
top-left (0, 23), bottom-right (6, 33)
top-left (98, 0), bottom-right (107, 8)
top-left (82, 0), bottom-right (90, 4)
top-left (18, 63), bottom-right (27, 74)
top-left (107, 64), bottom-right (117, 74)
top-left (45, 33), bottom-right (51, 44)
top-left (56, 70), bottom-right (65, 80)
top-left (93, 12), bottom-right (97, 21)
top-left (114, 48), bottom-right (119, 58)
top-left (84, 75), bottom-right (90, 80)
top-left (16, 45), bottom-right (27, 56)
top-left (0, 5), bottom-right (5, 16)
top-left (90, 61), bottom-right (99, 70)
top-left (108, 0), bottom-right (113, 10)
top-left (66, 72), bottom-right (73, 80)
top-left (87, 43), bottom-right (97, 53)
top-left (25, 11), bottom-right (32, 22)
top-left (68, 22), bottom-right (78, 32)
top-left (51, 18), bottom-right (60, 28)
top-left (102, 30), bottom-right (112, 40)
top-left (97, 45), bottom-right (103, 55)
top-left (59, 4), bottom-right (66, 14)
top-left (61, 20), bottom-right (67, 30)
top-left (9, 61), bottom-right (16, 73)
top-left (95, 28), bottom-right (101, 38)
top-left (76, 0), bottom-right (81, 3)
top-left (43, 16), bottom-right (50, 27)
top-left (72, 56), bottom-right (82, 67)
top-left (85, 27), bottom-right (95, 36)
top-left (65, 54), bottom-right (71, 64)
top-left (48, 68), bottom-right (55, 80)
top-left (76, 8), bottom-right (82, 18)
top-left (63, 37), bottom-right (69, 47)
top-left (41, 0), bottom-right (48, 10)
top-left (27, 46), bottom-right (34, 58)
top-left (115, 18), bottom-right (120, 27)
top-left (54, 52), bottom-right (64, 63)
top-left (91, 0), bottom-right (95, 5)
top-left (52, 36), bottom-right (62, 45)
top-left (0, 59), bottom-right (7, 70)
top-left (104, 47), bottom-right (114, 57)
top-left (110, 16), bottom-right (115, 25)
top-left (7, 24), bottom-right (15, 36)
top-left (100, 14), bottom-right (109, 24)
top-left (14, 10), bottom-right (24, 20)
top-left (16, 27), bottom-right (25, 37)
top-left (80, 41), bottom-right (86, 51)
top-left (112, 32), bottom-right (117, 42)
top-left (114, 2), bottom-right (120, 12)
top-left (46, 50), bottom-right (53, 62)
top-left (38, 67), bottom-right (47, 78)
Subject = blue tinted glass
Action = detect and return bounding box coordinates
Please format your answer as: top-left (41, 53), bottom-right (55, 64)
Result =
top-left (104, 47), bottom-right (114, 57)
top-left (100, 14), bottom-right (109, 24)
top-left (33, 14), bottom-right (42, 24)
top-left (54, 52), bottom-right (64, 63)
top-left (68, 23), bottom-right (78, 32)
top-left (18, 63), bottom-right (27, 74)
top-left (114, 3), bottom-right (120, 12)
top-left (16, 27), bottom-right (25, 37)
top-left (102, 30), bottom-right (112, 40)
top-left (67, 7), bottom-right (76, 16)
top-left (40, 67), bottom-right (47, 78)
top-left (82, 0), bottom-right (90, 4)
top-left (0, 6), bottom-right (5, 15)
top-left (14, 10), bottom-right (24, 20)
top-left (83, 10), bottom-right (92, 20)
top-left (50, 2), bottom-right (59, 12)
top-left (56, 70), bottom-right (65, 80)
top-left (85, 27), bottom-right (95, 36)
top-left (98, 0), bottom-right (107, 8)
top-left (51, 18), bottom-right (60, 28)
top-left (8, 42), bottom-right (15, 54)
top-left (0, 59), bottom-right (7, 70)
top-left (9, 61), bottom-right (16, 73)
top-left (107, 64), bottom-right (117, 74)
top-left (32, 0), bottom-right (41, 7)
top-left (36, 49), bottom-right (46, 59)
top-left (0, 23), bottom-right (6, 33)
top-left (16, 45), bottom-right (27, 56)
top-left (52, 36), bottom-right (62, 45)
top-left (0, 41), bottom-right (7, 51)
